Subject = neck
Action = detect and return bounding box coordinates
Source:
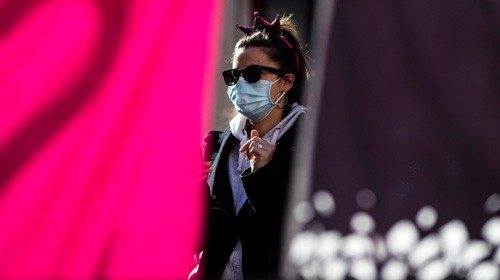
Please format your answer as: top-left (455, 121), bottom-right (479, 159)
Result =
top-left (250, 107), bottom-right (284, 136)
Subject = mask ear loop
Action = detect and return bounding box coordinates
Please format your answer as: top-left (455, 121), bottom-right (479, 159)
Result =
top-left (269, 77), bottom-right (288, 109)
top-left (274, 90), bottom-right (287, 109)
top-left (272, 72), bottom-right (293, 109)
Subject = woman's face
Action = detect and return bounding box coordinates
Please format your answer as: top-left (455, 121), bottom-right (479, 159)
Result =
top-left (232, 47), bottom-right (293, 105)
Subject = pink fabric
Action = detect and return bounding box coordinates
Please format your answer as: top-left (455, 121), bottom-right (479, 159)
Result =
top-left (0, 0), bottom-right (222, 278)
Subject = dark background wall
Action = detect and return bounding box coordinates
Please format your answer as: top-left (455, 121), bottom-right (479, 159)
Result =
top-left (284, 0), bottom-right (500, 278)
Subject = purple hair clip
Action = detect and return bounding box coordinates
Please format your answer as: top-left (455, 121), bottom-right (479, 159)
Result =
top-left (236, 12), bottom-right (299, 71)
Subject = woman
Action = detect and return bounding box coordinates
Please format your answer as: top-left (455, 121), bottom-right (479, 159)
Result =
top-left (199, 12), bottom-right (309, 280)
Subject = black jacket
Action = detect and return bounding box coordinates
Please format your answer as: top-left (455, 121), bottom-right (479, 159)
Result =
top-left (201, 120), bottom-right (300, 279)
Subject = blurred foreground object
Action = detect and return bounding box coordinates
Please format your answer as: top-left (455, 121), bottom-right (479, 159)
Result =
top-left (0, 0), bottom-right (222, 278)
top-left (284, 0), bottom-right (500, 279)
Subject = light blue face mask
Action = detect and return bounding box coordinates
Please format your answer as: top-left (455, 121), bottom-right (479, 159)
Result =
top-left (227, 77), bottom-right (286, 122)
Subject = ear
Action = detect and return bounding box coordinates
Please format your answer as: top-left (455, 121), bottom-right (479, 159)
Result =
top-left (282, 73), bottom-right (295, 92)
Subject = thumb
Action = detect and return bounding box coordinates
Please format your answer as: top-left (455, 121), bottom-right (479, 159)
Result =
top-left (251, 129), bottom-right (259, 139)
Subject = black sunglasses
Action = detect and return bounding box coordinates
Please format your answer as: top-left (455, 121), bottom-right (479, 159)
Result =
top-left (222, 65), bottom-right (286, 86)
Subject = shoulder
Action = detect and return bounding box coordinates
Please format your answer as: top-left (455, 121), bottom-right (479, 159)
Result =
top-left (203, 127), bottom-right (231, 146)
top-left (202, 129), bottom-right (224, 162)
top-left (294, 111), bottom-right (308, 128)
top-left (202, 127), bottom-right (236, 162)
top-left (283, 111), bottom-right (308, 139)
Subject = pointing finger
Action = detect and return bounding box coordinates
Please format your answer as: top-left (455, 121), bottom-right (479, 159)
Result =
top-left (251, 129), bottom-right (259, 139)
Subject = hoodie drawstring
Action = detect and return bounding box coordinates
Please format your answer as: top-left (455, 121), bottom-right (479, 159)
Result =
top-left (237, 131), bottom-right (248, 172)
top-left (270, 128), bottom-right (280, 145)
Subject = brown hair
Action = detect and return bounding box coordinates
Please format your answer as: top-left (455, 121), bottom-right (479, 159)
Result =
top-left (234, 14), bottom-right (309, 114)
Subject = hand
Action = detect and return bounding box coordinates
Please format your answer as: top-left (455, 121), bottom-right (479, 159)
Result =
top-left (239, 129), bottom-right (276, 172)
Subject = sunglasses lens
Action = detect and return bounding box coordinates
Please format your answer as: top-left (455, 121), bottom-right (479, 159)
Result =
top-left (242, 65), bottom-right (261, 83)
top-left (222, 65), bottom-right (264, 86)
top-left (222, 70), bottom-right (239, 86)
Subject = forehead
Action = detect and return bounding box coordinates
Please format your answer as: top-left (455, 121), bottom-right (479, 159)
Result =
top-left (232, 47), bottom-right (279, 69)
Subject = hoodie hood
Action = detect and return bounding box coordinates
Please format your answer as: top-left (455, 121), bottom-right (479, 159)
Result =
top-left (229, 102), bottom-right (308, 145)
top-left (229, 102), bottom-right (308, 173)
